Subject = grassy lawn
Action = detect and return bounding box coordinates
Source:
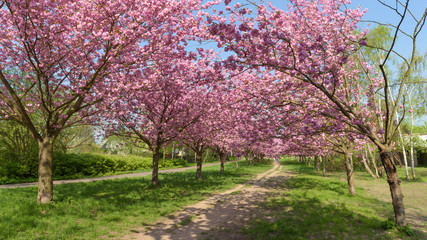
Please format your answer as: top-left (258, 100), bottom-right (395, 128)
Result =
top-left (0, 162), bottom-right (272, 240)
top-left (242, 158), bottom-right (427, 240)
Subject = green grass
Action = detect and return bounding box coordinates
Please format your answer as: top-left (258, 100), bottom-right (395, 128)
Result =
top-left (242, 158), bottom-right (426, 240)
top-left (0, 161), bottom-right (271, 240)
top-left (395, 165), bottom-right (427, 183)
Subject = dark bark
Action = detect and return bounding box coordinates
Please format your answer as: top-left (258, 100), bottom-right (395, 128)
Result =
top-left (322, 156), bottom-right (326, 177)
top-left (380, 149), bottom-right (406, 226)
top-left (152, 147), bottom-right (160, 186)
top-left (344, 151), bottom-right (356, 195)
top-left (196, 151), bottom-right (203, 180)
top-left (393, 152), bottom-right (403, 167)
top-left (219, 152), bottom-right (225, 175)
top-left (220, 160), bottom-right (224, 174)
top-left (314, 156), bottom-right (320, 171)
top-left (162, 147), bottom-right (166, 168)
top-left (37, 137), bottom-right (54, 203)
top-left (378, 165), bottom-right (385, 178)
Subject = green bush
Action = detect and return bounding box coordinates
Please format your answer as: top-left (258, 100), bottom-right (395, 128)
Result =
top-left (52, 153), bottom-right (154, 178)
top-left (0, 150), bottom-right (194, 184)
top-left (0, 150), bottom-right (38, 181)
top-left (168, 157), bottom-right (187, 167)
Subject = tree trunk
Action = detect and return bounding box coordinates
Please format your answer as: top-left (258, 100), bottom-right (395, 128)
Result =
top-left (344, 150), bottom-right (356, 195)
top-left (409, 108), bottom-right (416, 180)
top-left (378, 165), bottom-right (385, 178)
top-left (398, 129), bottom-right (410, 181)
top-left (393, 152), bottom-right (403, 167)
top-left (379, 148), bottom-right (406, 227)
top-left (171, 143), bottom-right (175, 159)
top-left (314, 156), bottom-right (320, 171)
top-left (363, 149), bottom-right (377, 179)
top-left (362, 158), bottom-right (376, 179)
top-left (37, 137), bottom-right (55, 203)
top-left (152, 147), bottom-right (160, 186)
top-left (162, 147), bottom-right (166, 168)
top-left (219, 152), bottom-right (225, 175)
top-left (373, 161), bottom-right (380, 178)
top-left (196, 151), bottom-right (203, 180)
top-left (221, 160), bottom-right (224, 174)
top-left (368, 151), bottom-right (380, 178)
top-left (203, 149), bottom-right (209, 163)
top-left (410, 146), bottom-right (416, 180)
top-left (236, 157), bottom-right (239, 168)
top-left (367, 149), bottom-right (380, 178)
top-left (321, 156), bottom-right (326, 177)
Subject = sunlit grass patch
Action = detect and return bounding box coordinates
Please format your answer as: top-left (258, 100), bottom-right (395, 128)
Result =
top-left (243, 158), bottom-right (425, 240)
top-left (0, 162), bottom-right (271, 240)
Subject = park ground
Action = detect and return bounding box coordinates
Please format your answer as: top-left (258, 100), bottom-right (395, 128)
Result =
top-left (0, 159), bottom-right (426, 239)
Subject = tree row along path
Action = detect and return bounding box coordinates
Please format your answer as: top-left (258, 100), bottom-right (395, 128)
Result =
top-left (0, 163), bottom-right (221, 189)
top-left (120, 162), bottom-right (292, 240)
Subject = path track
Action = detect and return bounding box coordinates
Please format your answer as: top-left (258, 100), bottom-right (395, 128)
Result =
top-left (0, 163), bottom-right (220, 189)
top-left (121, 162), bottom-right (293, 240)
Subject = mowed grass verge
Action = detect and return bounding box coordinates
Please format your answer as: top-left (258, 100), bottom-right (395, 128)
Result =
top-left (0, 161), bottom-right (272, 240)
top-left (242, 159), bottom-right (427, 240)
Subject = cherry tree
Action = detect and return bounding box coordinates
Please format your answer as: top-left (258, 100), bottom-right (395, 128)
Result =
top-left (203, 0), bottom-right (425, 226)
top-left (220, 45), bottom-right (370, 195)
top-left (227, 68), bottom-right (339, 159)
top-left (101, 51), bottom-right (222, 185)
top-left (177, 84), bottom-right (227, 179)
top-left (0, 0), bottom-right (207, 203)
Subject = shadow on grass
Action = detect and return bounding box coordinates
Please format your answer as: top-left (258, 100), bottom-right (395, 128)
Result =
top-left (54, 168), bottom-right (252, 206)
top-left (244, 195), bottom-right (386, 240)
top-left (283, 159), bottom-right (385, 182)
top-left (0, 164), bottom-right (264, 240)
top-left (244, 165), bottom-right (426, 240)
top-left (285, 176), bottom-right (349, 195)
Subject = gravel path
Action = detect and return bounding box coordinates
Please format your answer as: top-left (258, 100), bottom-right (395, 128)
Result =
top-left (120, 162), bottom-right (292, 240)
top-left (0, 162), bottom-right (220, 189)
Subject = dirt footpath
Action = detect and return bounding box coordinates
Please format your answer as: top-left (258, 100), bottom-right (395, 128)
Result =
top-left (121, 163), bottom-right (293, 240)
top-left (0, 163), bottom-right (220, 189)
